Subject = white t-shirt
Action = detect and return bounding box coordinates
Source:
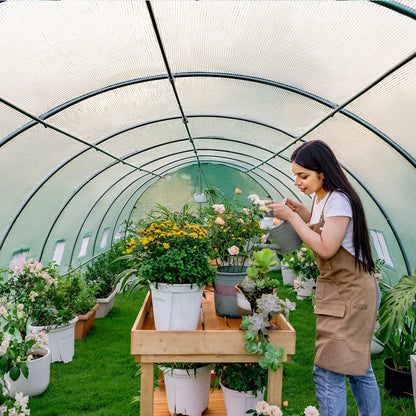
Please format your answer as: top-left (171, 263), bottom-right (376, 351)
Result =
top-left (310, 191), bottom-right (355, 256)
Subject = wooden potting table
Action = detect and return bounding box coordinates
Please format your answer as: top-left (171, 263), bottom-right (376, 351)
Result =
top-left (131, 286), bottom-right (296, 416)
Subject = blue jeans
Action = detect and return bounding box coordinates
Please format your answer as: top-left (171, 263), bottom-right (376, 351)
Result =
top-left (313, 364), bottom-right (381, 416)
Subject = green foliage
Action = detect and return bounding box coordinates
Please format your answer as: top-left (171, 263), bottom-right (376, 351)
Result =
top-left (212, 363), bottom-right (267, 394)
top-left (85, 240), bottom-right (133, 298)
top-left (376, 271), bottom-right (416, 371)
top-left (281, 245), bottom-right (319, 282)
top-left (203, 191), bottom-right (266, 272)
top-left (240, 248), bottom-right (280, 308)
top-left (116, 206), bottom-right (216, 295)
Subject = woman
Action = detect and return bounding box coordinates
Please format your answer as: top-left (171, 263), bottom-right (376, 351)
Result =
top-left (269, 140), bottom-right (381, 416)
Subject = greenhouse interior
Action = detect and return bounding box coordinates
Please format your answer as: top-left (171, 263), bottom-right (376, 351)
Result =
top-left (0, 1), bottom-right (415, 415)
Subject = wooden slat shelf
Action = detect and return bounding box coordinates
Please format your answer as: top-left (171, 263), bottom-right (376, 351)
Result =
top-left (131, 285), bottom-right (296, 415)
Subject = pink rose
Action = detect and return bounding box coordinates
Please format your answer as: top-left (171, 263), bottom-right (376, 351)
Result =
top-left (227, 246), bottom-right (239, 256)
top-left (215, 217), bottom-right (225, 225)
top-left (304, 406), bottom-right (320, 416)
top-left (212, 204), bottom-right (225, 213)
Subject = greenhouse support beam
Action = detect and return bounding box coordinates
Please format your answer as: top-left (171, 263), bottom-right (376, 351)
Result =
top-left (245, 49), bottom-right (416, 172)
top-left (0, 97), bottom-right (161, 178)
top-left (371, 0), bottom-right (416, 20)
top-left (146, 0), bottom-right (202, 171)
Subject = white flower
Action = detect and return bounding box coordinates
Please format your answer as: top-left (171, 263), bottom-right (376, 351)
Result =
top-left (279, 298), bottom-right (296, 312)
top-left (304, 405), bottom-right (320, 416)
top-left (267, 405), bottom-right (283, 416)
top-left (29, 291), bottom-right (38, 301)
top-left (16, 310), bottom-right (24, 319)
top-left (255, 400), bottom-right (270, 414)
top-left (248, 194), bottom-right (260, 202)
top-left (0, 305), bottom-right (8, 318)
top-left (227, 246), bottom-right (239, 256)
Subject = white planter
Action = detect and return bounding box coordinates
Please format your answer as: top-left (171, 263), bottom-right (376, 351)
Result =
top-left (29, 317), bottom-right (78, 363)
top-left (371, 321), bottom-right (384, 355)
top-left (220, 381), bottom-right (265, 416)
top-left (6, 348), bottom-right (51, 397)
top-left (411, 355), bottom-right (416, 411)
top-left (150, 283), bottom-right (204, 331)
top-left (96, 289), bottom-right (117, 319)
top-left (296, 279), bottom-right (315, 300)
top-left (160, 364), bottom-right (212, 416)
top-left (281, 263), bottom-right (295, 286)
top-left (193, 192), bottom-right (207, 203)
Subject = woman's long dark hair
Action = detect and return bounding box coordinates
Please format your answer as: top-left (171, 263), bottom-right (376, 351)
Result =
top-left (291, 140), bottom-right (375, 274)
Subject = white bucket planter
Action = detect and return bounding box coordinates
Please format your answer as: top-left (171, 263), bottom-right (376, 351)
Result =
top-left (160, 364), bottom-right (212, 416)
top-left (281, 263), bottom-right (295, 286)
top-left (411, 355), bottom-right (416, 411)
top-left (221, 381), bottom-right (265, 416)
top-left (296, 279), bottom-right (315, 300)
top-left (96, 289), bottom-right (117, 319)
top-left (6, 348), bottom-right (51, 397)
top-left (193, 192), bottom-right (207, 203)
top-left (150, 283), bottom-right (204, 331)
top-left (29, 317), bottom-right (78, 363)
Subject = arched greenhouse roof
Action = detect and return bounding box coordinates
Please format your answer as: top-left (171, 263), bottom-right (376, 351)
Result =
top-left (0, 0), bottom-right (415, 286)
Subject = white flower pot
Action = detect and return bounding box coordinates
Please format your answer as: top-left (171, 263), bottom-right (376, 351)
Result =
top-left (281, 263), bottom-right (295, 286)
top-left (220, 381), bottom-right (265, 416)
top-left (160, 364), bottom-right (212, 416)
top-left (150, 283), bottom-right (204, 331)
top-left (411, 355), bottom-right (416, 411)
top-left (193, 192), bottom-right (207, 203)
top-left (96, 289), bottom-right (117, 319)
top-left (29, 317), bottom-right (78, 363)
top-left (6, 348), bottom-right (51, 397)
top-left (296, 279), bottom-right (315, 300)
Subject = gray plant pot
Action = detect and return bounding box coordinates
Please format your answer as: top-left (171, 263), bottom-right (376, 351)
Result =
top-left (213, 267), bottom-right (247, 318)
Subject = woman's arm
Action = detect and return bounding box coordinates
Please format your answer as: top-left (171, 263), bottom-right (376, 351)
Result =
top-left (269, 203), bottom-right (350, 259)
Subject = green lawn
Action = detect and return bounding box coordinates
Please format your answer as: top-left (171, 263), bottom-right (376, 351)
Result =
top-left (28, 274), bottom-right (415, 415)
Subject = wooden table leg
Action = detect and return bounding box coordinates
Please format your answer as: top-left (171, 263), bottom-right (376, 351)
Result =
top-left (267, 365), bottom-right (283, 407)
top-left (140, 362), bottom-right (154, 416)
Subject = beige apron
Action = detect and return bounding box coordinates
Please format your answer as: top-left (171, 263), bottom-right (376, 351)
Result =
top-left (310, 196), bottom-right (378, 376)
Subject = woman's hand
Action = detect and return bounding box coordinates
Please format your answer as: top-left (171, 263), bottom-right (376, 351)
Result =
top-left (284, 197), bottom-right (304, 213)
top-left (268, 202), bottom-right (293, 221)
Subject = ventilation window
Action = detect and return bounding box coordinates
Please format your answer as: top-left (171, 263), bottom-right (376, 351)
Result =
top-left (9, 250), bottom-right (29, 271)
top-left (53, 240), bottom-right (66, 265)
top-left (114, 224), bottom-right (123, 241)
top-left (100, 228), bottom-right (110, 249)
top-left (370, 230), bottom-right (394, 268)
top-left (78, 235), bottom-right (91, 258)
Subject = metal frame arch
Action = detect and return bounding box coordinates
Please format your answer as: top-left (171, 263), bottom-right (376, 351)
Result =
top-left (31, 135), bottom-right (299, 262)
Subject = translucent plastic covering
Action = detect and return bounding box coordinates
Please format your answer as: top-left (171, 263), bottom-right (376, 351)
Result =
top-left (0, 0), bottom-right (415, 285)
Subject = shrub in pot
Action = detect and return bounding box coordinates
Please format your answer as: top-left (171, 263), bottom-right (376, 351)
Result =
top-left (116, 204), bottom-right (215, 330)
top-left (159, 363), bottom-right (212, 416)
top-left (213, 363), bottom-right (267, 415)
top-left (376, 271), bottom-right (416, 398)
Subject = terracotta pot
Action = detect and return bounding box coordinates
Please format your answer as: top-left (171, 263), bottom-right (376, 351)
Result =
top-left (75, 303), bottom-right (99, 339)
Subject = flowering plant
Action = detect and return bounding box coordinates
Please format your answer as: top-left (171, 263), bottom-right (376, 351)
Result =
top-left (116, 211), bottom-right (216, 294)
top-left (203, 190), bottom-right (267, 272)
top-left (212, 362), bottom-right (267, 395)
top-left (248, 400), bottom-right (320, 416)
top-left (281, 245), bottom-right (319, 283)
top-left (0, 390), bottom-right (31, 416)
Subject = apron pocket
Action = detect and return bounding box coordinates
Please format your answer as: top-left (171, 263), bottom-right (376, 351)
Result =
top-left (314, 301), bottom-right (347, 341)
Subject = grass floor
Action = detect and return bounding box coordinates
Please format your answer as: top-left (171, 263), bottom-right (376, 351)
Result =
top-left (29, 273), bottom-right (415, 415)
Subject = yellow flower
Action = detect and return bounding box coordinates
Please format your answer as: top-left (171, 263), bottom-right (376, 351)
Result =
top-left (163, 243), bottom-right (170, 249)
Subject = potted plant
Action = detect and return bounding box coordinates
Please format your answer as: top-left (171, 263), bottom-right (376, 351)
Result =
top-left (213, 363), bottom-right (267, 415)
top-left (116, 205), bottom-right (215, 331)
top-left (376, 271), bottom-right (416, 398)
top-left (159, 362), bottom-right (212, 416)
top-left (85, 239), bottom-right (133, 318)
top-left (0, 260), bottom-right (52, 401)
top-left (281, 246), bottom-right (319, 299)
top-left (65, 270), bottom-right (99, 340)
top-left (235, 248), bottom-right (281, 315)
top-left (203, 190), bottom-right (267, 317)
top-left (193, 184), bottom-right (222, 205)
